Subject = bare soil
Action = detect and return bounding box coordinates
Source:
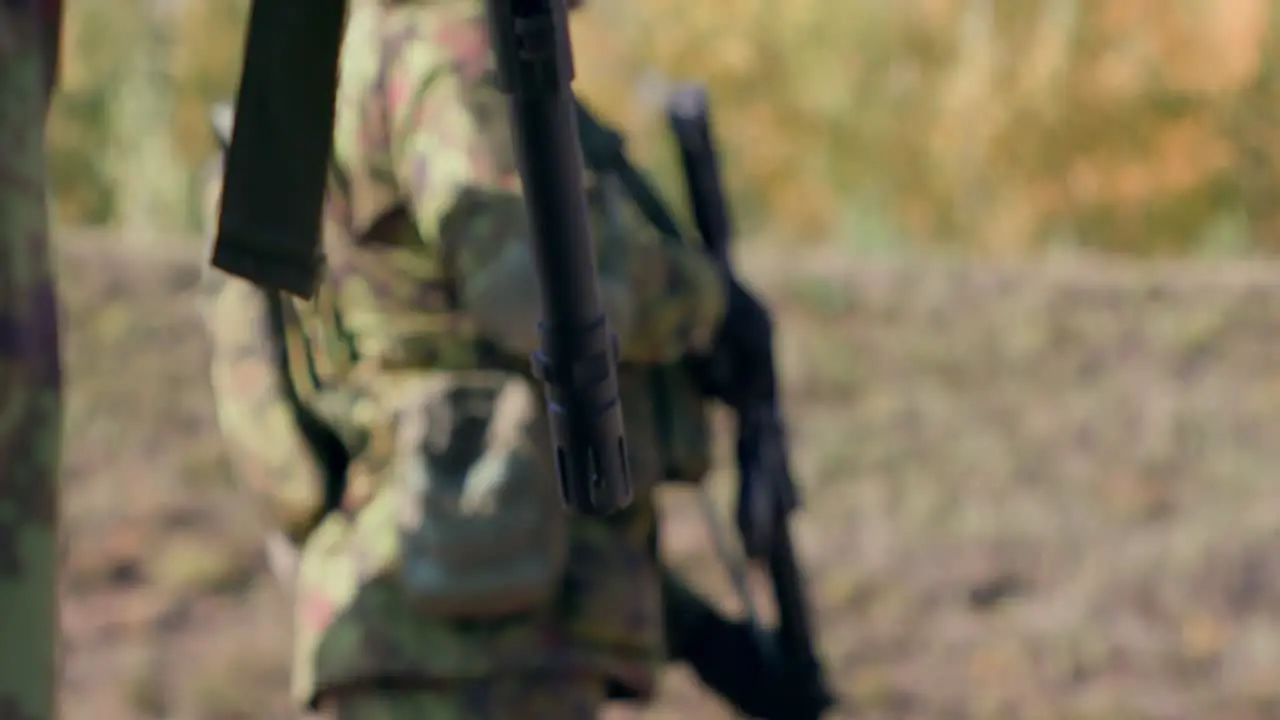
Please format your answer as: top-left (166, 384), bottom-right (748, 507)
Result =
top-left (58, 233), bottom-right (1280, 719)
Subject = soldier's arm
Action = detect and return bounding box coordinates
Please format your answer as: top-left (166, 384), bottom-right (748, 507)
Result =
top-left (376, 18), bottom-right (728, 365)
top-left (199, 171), bottom-right (330, 544)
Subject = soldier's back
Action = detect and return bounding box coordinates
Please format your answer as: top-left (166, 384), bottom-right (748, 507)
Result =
top-left (275, 2), bottom-right (666, 714)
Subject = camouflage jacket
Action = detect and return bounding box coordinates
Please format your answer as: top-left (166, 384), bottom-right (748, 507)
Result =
top-left (0, 1), bottom-right (63, 718)
top-left (200, 0), bottom-right (728, 708)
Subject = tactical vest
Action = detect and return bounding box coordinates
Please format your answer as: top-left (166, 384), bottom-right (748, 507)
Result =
top-left (273, 101), bottom-right (711, 494)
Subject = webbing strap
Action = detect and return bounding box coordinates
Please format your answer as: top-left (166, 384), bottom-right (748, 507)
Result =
top-left (574, 99), bottom-right (686, 242)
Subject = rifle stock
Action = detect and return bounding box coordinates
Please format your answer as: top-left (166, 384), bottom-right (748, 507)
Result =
top-left (667, 84), bottom-right (833, 717)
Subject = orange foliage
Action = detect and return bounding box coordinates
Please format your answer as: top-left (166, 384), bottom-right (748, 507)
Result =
top-left (51, 0), bottom-right (1280, 253)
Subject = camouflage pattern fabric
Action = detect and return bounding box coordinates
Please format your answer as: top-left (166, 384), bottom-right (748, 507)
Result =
top-left (313, 0), bottom-right (731, 703)
top-left (202, 161), bottom-right (663, 716)
top-left (327, 0), bottom-right (726, 369)
top-left (201, 181), bottom-right (632, 718)
top-left (0, 1), bottom-right (63, 718)
top-left (198, 228), bottom-right (337, 544)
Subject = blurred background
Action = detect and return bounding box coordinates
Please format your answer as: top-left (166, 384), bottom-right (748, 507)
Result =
top-left (53, 0), bottom-right (1280, 255)
top-left (55, 1), bottom-right (1280, 718)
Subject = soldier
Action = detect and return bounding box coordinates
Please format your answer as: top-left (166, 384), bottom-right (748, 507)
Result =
top-left (0, 1), bottom-right (63, 718)
top-left (199, 145), bottom-right (811, 719)
top-left (199, 0), bottom-right (787, 718)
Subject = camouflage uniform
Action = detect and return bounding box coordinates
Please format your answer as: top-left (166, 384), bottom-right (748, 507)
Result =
top-left (0, 1), bottom-right (63, 718)
top-left (200, 0), bottom-right (727, 717)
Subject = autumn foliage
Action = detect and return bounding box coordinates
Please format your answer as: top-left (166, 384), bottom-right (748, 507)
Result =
top-left (49, 0), bottom-right (1280, 254)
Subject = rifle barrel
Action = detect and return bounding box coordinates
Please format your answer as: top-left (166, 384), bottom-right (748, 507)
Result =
top-left (485, 0), bottom-right (631, 515)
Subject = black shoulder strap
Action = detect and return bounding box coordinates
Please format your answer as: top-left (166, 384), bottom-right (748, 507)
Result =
top-left (574, 98), bottom-right (686, 243)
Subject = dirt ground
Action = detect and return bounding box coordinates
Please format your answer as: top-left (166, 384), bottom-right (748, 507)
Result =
top-left (56, 231), bottom-right (1280, 719)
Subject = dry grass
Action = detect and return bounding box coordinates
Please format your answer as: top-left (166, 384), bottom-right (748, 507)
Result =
top-left (47, 0), bottom-right (1280, 252)
top-left (58, 229), bottom-right (1280, 718)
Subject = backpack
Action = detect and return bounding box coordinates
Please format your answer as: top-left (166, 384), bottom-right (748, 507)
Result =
top-left (207, 93), bottom-right (711, 620)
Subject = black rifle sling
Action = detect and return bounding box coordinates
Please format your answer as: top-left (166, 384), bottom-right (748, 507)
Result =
top-left (261, 290), bottom-right (350, 511)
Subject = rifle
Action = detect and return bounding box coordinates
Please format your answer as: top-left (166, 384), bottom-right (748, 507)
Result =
top-left (484, 0), bottom-right (631, 515)
top-left (667, 84), bottom-right (834, 718)
top-left (569, 90), bottom-right (834, 717)
top-left (209, 0), bottom-right (632, 516)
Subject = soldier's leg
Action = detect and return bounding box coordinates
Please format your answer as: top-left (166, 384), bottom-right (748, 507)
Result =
top-left (326, 672), bottom-right (608, 720)
top-left (0, 2), bottom-right (63, 718)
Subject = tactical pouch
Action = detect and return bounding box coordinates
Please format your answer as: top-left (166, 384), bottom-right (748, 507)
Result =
top-left (576, 101), bottom-right (714, 485)
top-left (389, 371), bottom-right (568, 618)
top-left (652, 366), bottom-right (713, 484)
top-left (593, 178), bottom-right (713, 486)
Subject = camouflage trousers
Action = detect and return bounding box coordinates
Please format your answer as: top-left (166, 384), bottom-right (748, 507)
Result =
top-left (318, 673), bottom-right (608, 719)
top-left (270, 538), bottom-right (612, 720)
top-left (0, 2), bottom-right (63, 719)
